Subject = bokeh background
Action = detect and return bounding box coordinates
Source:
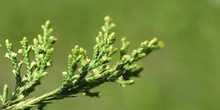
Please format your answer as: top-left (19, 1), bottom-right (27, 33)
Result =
top-left (0, 0), bottom-right (220, 110)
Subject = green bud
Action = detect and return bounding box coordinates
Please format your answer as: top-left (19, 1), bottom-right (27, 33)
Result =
top-left (33, 37), bottom-right (38, 43)
top-left (104, 16), bottom-right (111, 21)
top-left (18, 49), bottom-right (23, 54)
top-left (11, 52), bottom-right (17, 58)
top-left (5, 53), bottom-right (9, 58)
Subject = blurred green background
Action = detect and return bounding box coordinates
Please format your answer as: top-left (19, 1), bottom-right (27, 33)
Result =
top-left (0, 0), bottom-right (220, 110)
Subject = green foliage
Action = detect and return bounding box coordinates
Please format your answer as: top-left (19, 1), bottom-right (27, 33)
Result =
top-left (0, 16), bottom-right (163, 110)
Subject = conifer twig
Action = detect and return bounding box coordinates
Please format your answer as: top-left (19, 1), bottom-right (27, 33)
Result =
top-left (0, 16), bottom-right (163, 110)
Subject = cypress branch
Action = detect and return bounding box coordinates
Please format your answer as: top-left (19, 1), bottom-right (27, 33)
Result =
top-left (0, 16), bottom-right (163, 110)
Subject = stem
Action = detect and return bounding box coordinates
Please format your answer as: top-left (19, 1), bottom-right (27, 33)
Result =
top-left (5, 88), bottom-right (60, 110)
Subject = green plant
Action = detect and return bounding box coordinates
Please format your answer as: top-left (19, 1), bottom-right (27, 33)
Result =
top-left (0, 16), bottom-right (163, 110)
